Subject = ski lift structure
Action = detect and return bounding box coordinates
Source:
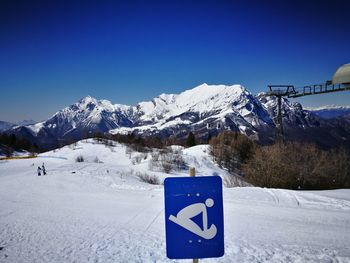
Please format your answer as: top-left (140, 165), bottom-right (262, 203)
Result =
top-left (266, 63), bottom-right (350, 139)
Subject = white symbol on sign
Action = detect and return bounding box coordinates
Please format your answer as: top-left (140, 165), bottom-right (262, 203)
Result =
top-left (169, 198), bottom-right (217, 239)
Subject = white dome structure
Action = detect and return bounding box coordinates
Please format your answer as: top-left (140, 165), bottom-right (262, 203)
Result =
top-left (332, 63), bottom-right (350, 84)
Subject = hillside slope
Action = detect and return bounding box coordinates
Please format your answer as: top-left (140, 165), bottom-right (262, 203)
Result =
top-left (0, 140), bottom-right (349, 262)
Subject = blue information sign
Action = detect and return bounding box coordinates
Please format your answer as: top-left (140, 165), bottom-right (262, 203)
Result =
top-left (164, 176), bottom-right (224, 259)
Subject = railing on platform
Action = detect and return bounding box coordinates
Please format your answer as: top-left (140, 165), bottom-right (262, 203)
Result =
top-left (288, 83), bottom-right (350, 98)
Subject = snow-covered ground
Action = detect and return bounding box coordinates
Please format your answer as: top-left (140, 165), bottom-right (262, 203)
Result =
top-left (0, 140), bottom-right (349, 262)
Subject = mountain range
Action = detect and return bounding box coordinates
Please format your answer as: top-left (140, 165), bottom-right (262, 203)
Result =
top-left (305, 105), bottom-right (350, 119)
top-left (0, 120), bottom-right (36, 132)
top-left (3, 83), bottom-right (350, 150)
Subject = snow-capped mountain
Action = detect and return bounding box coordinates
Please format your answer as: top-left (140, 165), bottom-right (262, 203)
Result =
top-left (134, 84), bottom-right (269, 126)
top-left (305, 105), bottom-right (350, 119)
top-left (9, 96), bottom-right (133, 148)
top-left (114, 84), bottom-right (274, 138)
top-left (30, 96), bottom-right (133, 138)
top-left (0, 120), bottom-right (37, 132)
top-left (10, 84), bottom-right (276, 147)
top-left (6, 83), bottom-right (350, 149)
top-left (0, 121), bottom-right (16, 132)
top-left (16, 119), bottom-right (37, 126)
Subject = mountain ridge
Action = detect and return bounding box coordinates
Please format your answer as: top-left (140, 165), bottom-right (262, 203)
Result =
top-left (305, 105), bottom-right (350, 119)
top-left (3, 83), bottom-right (350, 150)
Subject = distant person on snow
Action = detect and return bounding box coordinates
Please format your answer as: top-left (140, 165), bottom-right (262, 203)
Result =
top-left (37, 166), bottom-right (42, 176)
top-left (42, 163), bottom-right (46, 175)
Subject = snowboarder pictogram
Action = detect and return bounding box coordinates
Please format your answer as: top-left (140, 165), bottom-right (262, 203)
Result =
top-left (169, 198), bottom-right (217, 240)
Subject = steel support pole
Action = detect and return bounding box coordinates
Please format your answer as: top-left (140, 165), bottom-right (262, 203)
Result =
top-left (276, 95), bottom-right (284, 140)
top-left (189, 167), bottom-right (198, 263)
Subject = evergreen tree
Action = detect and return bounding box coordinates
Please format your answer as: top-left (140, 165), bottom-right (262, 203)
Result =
top-left (207, 133), bottom-right (212, 144)
top-left (4, 145), bottom-right (13, 158)
top-left (9, 134), bottom-right (16, 147)
top-left (186, 132), bottom-right (196, 147)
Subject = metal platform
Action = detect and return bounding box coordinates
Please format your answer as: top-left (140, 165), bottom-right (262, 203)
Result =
top-left (288, 83), bottom-right (350, 98)
top-left (267, 83), bottom-right (350, 99)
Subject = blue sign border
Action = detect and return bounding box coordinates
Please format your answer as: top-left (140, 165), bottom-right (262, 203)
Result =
top-left (164, 176), bottom-right (224, 259)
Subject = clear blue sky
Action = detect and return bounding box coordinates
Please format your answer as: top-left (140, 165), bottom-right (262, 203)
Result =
top-left (1, 0), bottom-right (350, 122)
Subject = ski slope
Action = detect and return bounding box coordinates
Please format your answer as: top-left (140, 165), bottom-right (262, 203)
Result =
top-left (0, 140), bottom-right (349, 262)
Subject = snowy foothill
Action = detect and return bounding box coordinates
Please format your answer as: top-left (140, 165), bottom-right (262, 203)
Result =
top-left (0, 139), bottom-right (350, 262)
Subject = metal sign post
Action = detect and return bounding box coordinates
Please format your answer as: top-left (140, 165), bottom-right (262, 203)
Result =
top-left (189, 167), bottom-right (198, 263)
top-left (164, 169), bottom-right (224, 260)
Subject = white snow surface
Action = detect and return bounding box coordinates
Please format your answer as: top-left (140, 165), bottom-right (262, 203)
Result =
top-left (27, 122), bottom-right (45, 134)
top-left (1, 140), bottom-right (350, 262)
